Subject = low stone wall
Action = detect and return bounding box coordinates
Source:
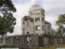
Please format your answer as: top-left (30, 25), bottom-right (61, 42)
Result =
top-left (0, 34), bottom-right (65, 49)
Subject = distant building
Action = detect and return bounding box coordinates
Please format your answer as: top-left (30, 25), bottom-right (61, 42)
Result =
top-left (22, 4), bottom-right (51, 35)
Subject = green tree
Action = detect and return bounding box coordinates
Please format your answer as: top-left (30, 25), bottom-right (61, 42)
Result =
top-left (0, 0), bottom-right (16, 47)
top-left (0, 0), bottom-right (16, 35)
top-left (56, 14), bottom-right (65, 37)
top-left (56, 14), bottom-right (65, 25)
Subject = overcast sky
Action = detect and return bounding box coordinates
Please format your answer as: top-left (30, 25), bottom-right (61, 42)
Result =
top-left (7, 0), bottom-right (65, 35)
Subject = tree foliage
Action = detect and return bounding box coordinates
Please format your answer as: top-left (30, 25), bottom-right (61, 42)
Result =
top-left (0, 0), bottom-right (16, 12)
top-left (56, 14), bottom-right (65, 25)
top-left (56, 14), bottom-right (65, 37)
top-left (0, 0), bottom-right (16, 35)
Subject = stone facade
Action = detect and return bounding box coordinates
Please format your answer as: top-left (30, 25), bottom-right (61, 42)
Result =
top-left (22, 4), bottom-right (52, 48)
top-left (22, 4), bottom-right (51, 35)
